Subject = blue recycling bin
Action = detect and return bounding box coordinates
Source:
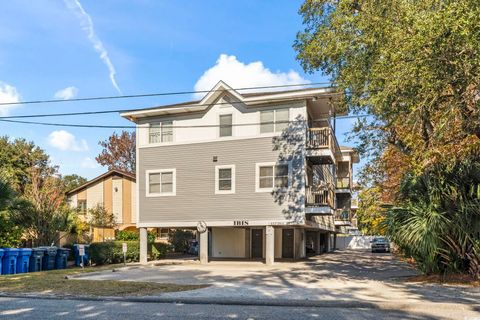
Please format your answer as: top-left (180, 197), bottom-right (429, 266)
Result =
top-left (55, 248), bottom-right (70, 269)
top-left (29, 248), bottom-right (44, 272)
top-left (38, 247), bottom-right (57, 271)
top-left (0, 249), bottom-right (4, 275)
top-left (73, 244), bottom-right (90, 266)
top-left (16, 248), bottom-right (32, 273)
top-left (1, 248), bottom-right (20, 275)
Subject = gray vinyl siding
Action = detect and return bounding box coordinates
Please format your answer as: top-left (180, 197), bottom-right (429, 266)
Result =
top-left (138, 137), bottom-right (305, 224)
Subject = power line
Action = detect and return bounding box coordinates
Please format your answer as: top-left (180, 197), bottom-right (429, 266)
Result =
top-left (0, 114), bottom-right (371, 129)
top-left (0, 82), bottom-right (333, 106)
top-left (0, 92), bottom-right (337, 119)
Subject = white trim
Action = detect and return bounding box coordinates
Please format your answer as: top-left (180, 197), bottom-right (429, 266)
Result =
top-left (136, 219), bottom-right (304, 228)
top-left (120, 86), bottom-right (336, 119)
top-left (145, 168), bottom-right (177, 197)
top-left (138, 133), bottom-right (278, 149)
top-left (255, 161), bottom-right (292, 193)
top-left (135, 125), bottom-right (140, 225)
top-left (215, 164), bottom-right (236, 194)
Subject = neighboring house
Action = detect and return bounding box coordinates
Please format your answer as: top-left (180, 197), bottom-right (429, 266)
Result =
top-left (66, 169), bottom-right (137, 231)
top-left (121, 81), bottom-right (358, 265)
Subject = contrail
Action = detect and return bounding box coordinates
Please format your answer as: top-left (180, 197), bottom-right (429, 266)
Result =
top-left (64, 0), bottom-right (122, 94)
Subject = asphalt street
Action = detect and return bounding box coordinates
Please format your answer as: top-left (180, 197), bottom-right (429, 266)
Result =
top-left (0, 297), bottom-right (479, 320)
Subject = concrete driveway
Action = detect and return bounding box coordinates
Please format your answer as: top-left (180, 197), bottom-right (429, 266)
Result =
top-left (75, 250), bottom-right (480, 307)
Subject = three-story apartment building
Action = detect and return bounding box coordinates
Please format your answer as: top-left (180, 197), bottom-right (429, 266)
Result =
top-left (122, 81), bottom-right (358, 265)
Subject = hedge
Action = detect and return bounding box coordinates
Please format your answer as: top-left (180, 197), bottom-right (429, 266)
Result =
top-left (115, 230), bottom-right (157, 243)
top-left (89, 241), bottom-right (170, 265)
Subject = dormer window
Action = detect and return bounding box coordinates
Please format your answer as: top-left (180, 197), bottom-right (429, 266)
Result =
top-left (219, 114), bottom-right (233, 137)
top-left (149, 121), bottom-right (173, 143)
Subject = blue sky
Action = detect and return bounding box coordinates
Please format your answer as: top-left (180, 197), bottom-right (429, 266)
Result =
top-left (0, 0), bottom-right (356, 180)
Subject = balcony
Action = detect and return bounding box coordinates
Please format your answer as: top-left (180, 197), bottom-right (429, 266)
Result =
top-left (305, 127), bottom-right (339, 164)
top-left (305, 186), bottom-right (335, 215)
top-left (334, 209), bottom-right (352, 226)
top-left (336, 176), bottom-right (351, 191)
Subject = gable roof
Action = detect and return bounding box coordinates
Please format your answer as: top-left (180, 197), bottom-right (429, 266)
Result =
top-left (66, 169), bottom-right (136, 196)
top-left (121, 81), bottom-right (339, 122)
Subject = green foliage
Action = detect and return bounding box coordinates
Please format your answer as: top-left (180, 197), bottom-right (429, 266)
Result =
top-left (384, 157), bottom-right (480, 278)
top-left (149, 242), bottom-right (170, 260)
top-left (0, 136), bottom-right (51, 194)
top-left (116, 230), bottom-right (139, 241)
top-left (0, 211), bottom-right (23, 247)
top-left (90, 241), bottom-right (140, 265)
top-left (0, 180), bottom-right (25, 246)
top-left (356, 186), bottom-right (386, 235)
top-left (115, 230), bottom-right (157, 243)
top-left (90, 241), bottom-right (169, 265)
top-left (0, 137), bottom-right (80, 246)
top-left (88, 204), bottom-right (116, 228)
top-left (168, 229), bottom-right (195, 253)
top-left (61, 174), bottom-right (87, 192)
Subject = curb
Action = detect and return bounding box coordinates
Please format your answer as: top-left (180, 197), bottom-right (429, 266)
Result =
top-left (0, 293), bottom-right (379, 309)
top-left (1, 293), bottom-right (478, 311)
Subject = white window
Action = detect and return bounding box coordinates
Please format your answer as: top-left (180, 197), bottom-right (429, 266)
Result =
top-left (215, 165), bottom-right (235, 194)
top-left (260, 109), bottom-right (289, 134)
top-left (146, 169), bottom-right (176, 197)
top-left (255, 162), bottom-right (290, 192)
top-left (219, 114), bottom-right (233, 137)
top-left (149, 121), bottom-right (173, 143)
top-left (157, 228), bottom-right (171, 239)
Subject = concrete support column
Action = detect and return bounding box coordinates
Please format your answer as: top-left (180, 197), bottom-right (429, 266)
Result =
top-left (199, 229), bottom-right (209, 264)
top-left (265, 226), bottom-right (274, 265)
top-left (333, 233), bottom-right (337, 251)
top-left (139, 227), bottom-right (148, 265)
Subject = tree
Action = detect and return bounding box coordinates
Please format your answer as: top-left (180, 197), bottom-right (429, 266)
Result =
top-left (295, 0), bottom-right (480, 277)
top-left (295, 0), bottom-right (480, 173)
top-left (0, 180), bottom-right (25, 247)
top-left (0, 136), bottom-right (50, 193)
top-left (11, 167), bottom-right (75, 246)
top-left (96, 131), bottom-right (136, 173)
top-left (88, 204), bottom-right (116, 228)
top-left (384, 158), bottom-right (480, 278)
top-left (61, 174), bottom-right (87, 192)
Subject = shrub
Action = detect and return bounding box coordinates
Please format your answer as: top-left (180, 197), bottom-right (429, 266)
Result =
top-left (89, 240), bottom-right (169, 265)
top-left (168, 229), bottom-right (195, 253)
top-left (149, 242), bottom-right (171, 260)
top-left (116, 230), bottom-right (139, 241)
top-left (89, 241), bottom-right (139, 265)
top-left (115, 230), bottom-right (157, 243)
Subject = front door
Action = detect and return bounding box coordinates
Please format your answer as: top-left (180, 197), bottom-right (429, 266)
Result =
top-left (282, 228), bottom-right (294, 258)
top-left (251, 229), bottom-right (263, 258)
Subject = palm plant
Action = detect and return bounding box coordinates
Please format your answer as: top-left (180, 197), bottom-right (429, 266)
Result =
top-left (384, 157), bottom-right (480, 279)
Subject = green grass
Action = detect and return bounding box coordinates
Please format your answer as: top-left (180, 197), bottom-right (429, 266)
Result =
top-left (0, 265), bottom-right (208, 296)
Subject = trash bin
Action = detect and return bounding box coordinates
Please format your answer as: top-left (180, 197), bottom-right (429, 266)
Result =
top-left (1, 248), bottom-right (20, 275)
top-left (29, 248), bottom-right (44, 272)
top-left (55, 248), bottom-right (70, 269)
top-left (38, 247), bottom-right (57, 271)
top-left (0, 249), bottom-right (4, 275)
top-left (73, 244), bottom-right (90, 266)
top-left (16, 248), bottom-right (32, 274)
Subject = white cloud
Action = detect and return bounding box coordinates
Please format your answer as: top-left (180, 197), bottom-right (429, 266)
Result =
top-left (48, 130), bottom-right (89, 151)
top-left (54, 86), bottom-right (79, 100)
top-left (193, 54), bottom-right (310, 99)
top-left (0, 82), bottom-right (21, 116)
top-left (64, 0), bottom-right (121, 94)
top-left (80, 157), bottom-right (99, 169)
